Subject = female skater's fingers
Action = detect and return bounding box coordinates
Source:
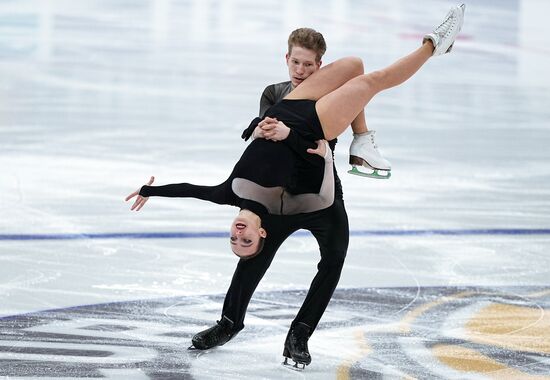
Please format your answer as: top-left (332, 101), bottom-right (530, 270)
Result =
top-left (131, 197), bottom-right (142, 210)
top-left (260, 123), bottom-right (276, 131)
top-left (260, 117), bottom-right (277, 126)
top-left (125, 191), bottom-right (138, 202)
top-left (126, 177), bottom-right (153, 204)
top-left (136, 198), bottom-right (148, 211)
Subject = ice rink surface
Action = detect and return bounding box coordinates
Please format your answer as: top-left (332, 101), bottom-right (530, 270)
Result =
top-left (1, 0), bottom-right (550, 378)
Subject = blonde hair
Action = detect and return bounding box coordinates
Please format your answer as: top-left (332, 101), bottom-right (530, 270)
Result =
top-left (288, 28), bottom-right (327, 62)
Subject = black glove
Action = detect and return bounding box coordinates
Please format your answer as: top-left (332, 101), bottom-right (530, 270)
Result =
top-left (241, 117), bottom-right (263, 141)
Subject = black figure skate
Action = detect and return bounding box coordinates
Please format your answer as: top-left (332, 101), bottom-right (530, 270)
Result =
top-left (189, 316), bottom-right (240, 350)
top-left (282, 322), bottom-right (312, 370)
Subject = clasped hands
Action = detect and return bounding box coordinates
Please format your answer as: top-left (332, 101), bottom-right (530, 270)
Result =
top-left (253, 117), bottom-right (290, 141)
top-left (253, 116), bottom-right (326, 157)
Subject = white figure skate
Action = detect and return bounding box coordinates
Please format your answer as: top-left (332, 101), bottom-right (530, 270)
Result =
top-left (424, 4), bottom-right (466, 56)
top-left (348, 130), bottom-right (391, 179)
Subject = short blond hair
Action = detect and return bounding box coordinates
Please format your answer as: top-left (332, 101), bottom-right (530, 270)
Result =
top-left (288, 28), bottom-right (327, 62)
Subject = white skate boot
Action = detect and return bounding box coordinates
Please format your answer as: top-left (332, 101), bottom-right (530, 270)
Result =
top-left (424, 4), bottom-right (466, 56)
top-left (348, 131), bottom-right (391, 179)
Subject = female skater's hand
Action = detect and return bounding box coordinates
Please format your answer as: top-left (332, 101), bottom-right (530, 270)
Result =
top-left (125, 176), bottom-right (154, 211)
top-left (307, 140), bottom-right (330, 158)
top-left (256, 117), bottom-right (290, 141)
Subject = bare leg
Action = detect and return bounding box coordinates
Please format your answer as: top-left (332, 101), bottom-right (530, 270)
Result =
top-left (284, 56), bottom-right (369, 134)
top-left (317, 42), bottom-right (433, 140)
top-left (351, 109), bottom-right (368, 134)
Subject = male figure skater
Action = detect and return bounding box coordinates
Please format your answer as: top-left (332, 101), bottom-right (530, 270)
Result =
top-left (191, 28), bottom-right (350, 370)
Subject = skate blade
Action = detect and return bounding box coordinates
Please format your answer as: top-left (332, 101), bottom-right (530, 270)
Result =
top-left (282, 357), bottom-right (306, 371)
top-left (187, 345), bottom-right (207, 353)
top-left (348, 166), bottom-right (391, 179)
top-left (187, 345), bottom-right (212, 352)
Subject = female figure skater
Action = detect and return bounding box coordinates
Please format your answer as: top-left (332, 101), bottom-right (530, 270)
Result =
top-left (126, 4), bottom-right (466, 262)
top-left (127, 135), bottom-right (335, 260)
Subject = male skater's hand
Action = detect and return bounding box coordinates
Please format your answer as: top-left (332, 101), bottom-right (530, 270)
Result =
top-left (125, 176), bottom-right (154, 211)
top-left (252, 117), bottom-right (276, 139)
top-left (256, 117), bottom-right (290, 141)
top-left (307, 139), bottom-right (330, 158)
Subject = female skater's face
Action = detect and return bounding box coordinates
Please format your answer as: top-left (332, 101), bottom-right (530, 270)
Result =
top-left (286, 46), bottom-right (321, 88)
top-left (230, 212), bottom-right (267, 258)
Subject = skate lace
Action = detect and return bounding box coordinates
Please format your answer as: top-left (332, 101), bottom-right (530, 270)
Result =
top-left (434, 13), bottom-right (456, 37)
top-left (369, 134), bottom-right (378, 149)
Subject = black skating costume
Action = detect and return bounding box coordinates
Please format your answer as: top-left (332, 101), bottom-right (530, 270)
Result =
top-left (139, 100), bottom-right (335, 216)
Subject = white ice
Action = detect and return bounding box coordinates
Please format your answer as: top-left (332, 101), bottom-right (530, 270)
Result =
top-left (1, 0), bottom-right (550, 378)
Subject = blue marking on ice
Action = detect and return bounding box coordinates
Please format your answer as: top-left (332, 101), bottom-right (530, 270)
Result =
top-left (1, 229), bottom-right (549, 240)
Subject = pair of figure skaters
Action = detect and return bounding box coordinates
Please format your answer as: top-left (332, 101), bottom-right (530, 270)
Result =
top-left (126, 4), bottom-right (466, 369)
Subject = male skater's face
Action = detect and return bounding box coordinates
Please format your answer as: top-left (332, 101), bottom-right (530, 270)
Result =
top-left (286, 46), bottom-right (321, 88)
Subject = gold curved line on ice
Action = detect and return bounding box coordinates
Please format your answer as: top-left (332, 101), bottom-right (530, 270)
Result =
top-left (433, 344), bottom-right (549, 379)
top-left (399, 290), bottom-right (476, 334)
top-left (466, 303), bottom-right (550, 354)
top-left (336, 329), bottom-right (372, 380)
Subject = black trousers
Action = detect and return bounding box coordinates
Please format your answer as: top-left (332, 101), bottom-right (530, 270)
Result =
top-left (221, 197), bottom-right (349, 334)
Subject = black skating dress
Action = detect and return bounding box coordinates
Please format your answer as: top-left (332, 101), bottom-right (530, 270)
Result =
top-left (139, 99), bottom-right (333, 217)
